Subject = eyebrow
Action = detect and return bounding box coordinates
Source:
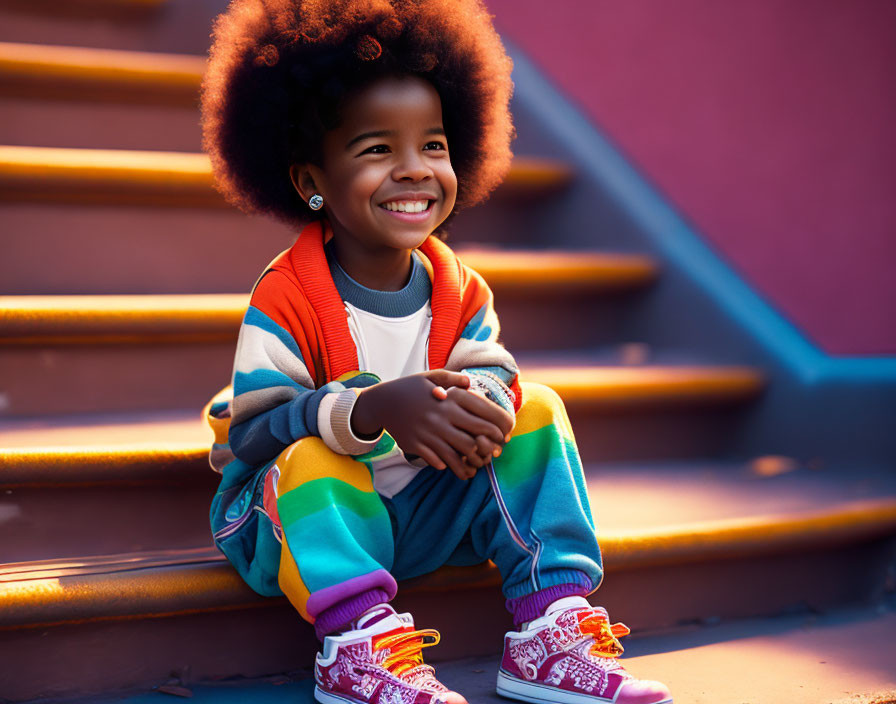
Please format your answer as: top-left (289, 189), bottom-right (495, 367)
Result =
top-left (345, 126), bottom-right (446, 150)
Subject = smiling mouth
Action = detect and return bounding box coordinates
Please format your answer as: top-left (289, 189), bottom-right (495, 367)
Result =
top-left (379, 199), bottom-right (433, 213)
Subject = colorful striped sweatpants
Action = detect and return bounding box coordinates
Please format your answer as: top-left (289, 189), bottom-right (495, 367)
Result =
top-left (267, 381), bottom-right (603, 637)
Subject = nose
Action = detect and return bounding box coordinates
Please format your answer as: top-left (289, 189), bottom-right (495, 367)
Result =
top-left (393, 146), bottom-right (433, 182)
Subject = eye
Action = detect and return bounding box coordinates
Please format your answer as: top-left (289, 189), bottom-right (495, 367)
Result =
top-left (360, 144), bottom-right (390, 155)
top-left (424, 140), bottom-right (447, 151)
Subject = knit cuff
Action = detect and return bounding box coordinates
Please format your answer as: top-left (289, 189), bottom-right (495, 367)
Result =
top-left (506, 580), bottom-right (593, 627)
top-left (463, 369), bottom-right (516, 415)
top-left (318, 388), bottom-right (384, 455)
top-left (314, 587), bottom-right (392, 641)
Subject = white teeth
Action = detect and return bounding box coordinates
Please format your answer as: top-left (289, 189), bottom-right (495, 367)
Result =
top-left (382, 200), bottom-right (429, 213)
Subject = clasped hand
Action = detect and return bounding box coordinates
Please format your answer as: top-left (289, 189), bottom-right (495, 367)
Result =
top-left (350, 370), bottom-right (515, 480)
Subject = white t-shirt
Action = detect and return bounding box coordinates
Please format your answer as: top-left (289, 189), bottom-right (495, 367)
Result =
top-left (326, 244), bottom-right (434, 497)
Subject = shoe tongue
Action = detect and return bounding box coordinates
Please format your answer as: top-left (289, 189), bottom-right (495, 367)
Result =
top-left (545, 595), bottom-right (592, 616)
top-left (354, 604), bottom-right (399, 631)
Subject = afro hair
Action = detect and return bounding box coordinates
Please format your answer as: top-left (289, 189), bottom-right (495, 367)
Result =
top-left (201, 0), bottom-right (515, 228)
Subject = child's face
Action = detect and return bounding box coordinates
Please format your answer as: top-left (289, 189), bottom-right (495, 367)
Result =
top-left (294, 75), bottom-right (457, 255)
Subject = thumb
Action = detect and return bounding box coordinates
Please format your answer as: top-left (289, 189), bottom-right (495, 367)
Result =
top-left (426, 369), bottom-right (470, 390)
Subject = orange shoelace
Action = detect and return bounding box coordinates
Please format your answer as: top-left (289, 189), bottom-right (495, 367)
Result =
top-left (579, 613), bottom-right (631, 658)
top-left (373, 628), bottom-right (441, 679)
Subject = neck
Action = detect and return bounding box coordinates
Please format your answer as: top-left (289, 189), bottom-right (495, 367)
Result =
top-left (329, 236), bottom-right (415, 292)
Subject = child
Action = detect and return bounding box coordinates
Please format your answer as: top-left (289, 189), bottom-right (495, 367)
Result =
top-left (201, 1), bottom-right (672, 703)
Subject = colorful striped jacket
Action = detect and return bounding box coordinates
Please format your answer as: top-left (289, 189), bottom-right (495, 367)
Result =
top-left (206, 219), bottom-right (522, 595)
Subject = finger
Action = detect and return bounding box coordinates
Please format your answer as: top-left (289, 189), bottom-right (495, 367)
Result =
top-left (460, 455), bottom-right (482, 477)
top-left (444, 404), bottom-right (504, 444)
top-left (419, 405), bottom-right (488, 465)
top-left (438, 425), bottom-right (490, 468)
top-left (431, 385), bottom-right (448, 401)
top-left (426, 369), bottom-right (470, 391)
top-left (475, 434), bottom-right (501, 459)
top-left (427, 435), bottom-right (474, 480)
top-left (412, 443), bottom-right (447, 471)
top-left (446, 387), bottom-right (515, 438)
top-left (457, 456), bottom-right (478, 480)
top-left (465, 435), bottom-right (498, 466)
top-left (463, 449), bottom-right (489, 469)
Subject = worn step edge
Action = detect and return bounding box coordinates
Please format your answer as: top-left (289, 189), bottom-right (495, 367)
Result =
top-left (0, 442), bottom-right (208, 486)
top-left (0, 146), bottom-right (572, 205)
top-left (2, 497), bottom-right (893, 630)
top-left (529, 364), bottom-right (764, 406)
top-left (0, 365), bottom-right (764, 487)
top-left (0, 293), bottom-right (247, 343)
top-left (0, 42), bottom-right (203, 98)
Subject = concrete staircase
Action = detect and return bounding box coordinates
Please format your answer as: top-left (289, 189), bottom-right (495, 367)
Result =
top-left (1, 1), bottom-right (895, 701)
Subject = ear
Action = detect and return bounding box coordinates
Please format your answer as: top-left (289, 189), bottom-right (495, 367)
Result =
top-left (289, 163), bottom-right (323, 204)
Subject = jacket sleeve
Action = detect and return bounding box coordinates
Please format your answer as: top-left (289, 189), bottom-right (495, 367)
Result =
top-left (445, 263), bottom-right (523, 414)
top-left (228, 271), bottom-right (381, 466)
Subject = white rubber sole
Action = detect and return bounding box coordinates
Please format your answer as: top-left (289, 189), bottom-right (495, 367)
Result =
top-left (315, 683), bottom-right (459, 704)
top-left (496, 670), bottom-right (673, 704)
top-left (314, 685), bottom-right (360, 704)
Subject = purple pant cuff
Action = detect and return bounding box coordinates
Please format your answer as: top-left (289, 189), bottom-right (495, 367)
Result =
top-left (314, 587), bottom-right (391, 641)
top-left (506, 581), bottom-right (593, 627)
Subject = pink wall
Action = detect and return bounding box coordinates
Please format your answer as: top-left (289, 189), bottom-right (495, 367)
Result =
top-left (485, 0), bottom-right (896, 356)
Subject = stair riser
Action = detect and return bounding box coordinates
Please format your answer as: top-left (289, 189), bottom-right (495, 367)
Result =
top-left (0, 204), bottom-right (593, 295)
top-left (571, 538), bottom-right (894, 634)
top-left (0, 342), bottom-right (236, 418)
top-left (1, 482), bottom-right (218, 564)
top-left (0, 97), bottom-right (202, 152)
top-left (0, 1), bottom-right (226, 56)
top-left (1, 204), bottom-right (297, 295)
top-left (1, 537), bottom-right (891, 702)
top-left (568, 403), bottom-right (753, 463)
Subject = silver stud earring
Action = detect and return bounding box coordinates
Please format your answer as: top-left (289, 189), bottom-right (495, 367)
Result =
top-left (308, 194), bottom-right (324, 211)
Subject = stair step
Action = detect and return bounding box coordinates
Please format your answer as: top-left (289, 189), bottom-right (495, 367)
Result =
top-left (0, 356), bottom-right (764, 459)
top-left (0, 294), bottom-right (248, 343)
top-left (0, 245), bottom-right (658, 346)
top-left (0, 145), bottom-right (218, 206)
top-left (0, 410), bottom-right (209, 485)
top-left (1, 205), bottom-right (643, 295)
top-left (525, 364), bottom-right (762, 406)
top-left (1, 478), bottom-right (893, 701)
top-left (4, 497), bottom-right (894, 623)
top-left (0, 146), bottom-right (573, 205)
top-left (0, 259), bottom-right (677, 420)
top-left (587, 460), bottom-right (896, 529)
top-left (0, 40), bottom-right (204, 153)
top-left (0, 324), bottom-right (763, 415)
top-left (0, 41), bottom-right (204, 104)
top-left (0, 251), bottom-right (657, 340)
top-left (8, 415), bottom-right (807, 491)
top-left (46, 601), bottom-right (896, 704)
top-left (3, 430), bottom-right (891, 563)
top-left (72, 601), bottom-right (896, 704)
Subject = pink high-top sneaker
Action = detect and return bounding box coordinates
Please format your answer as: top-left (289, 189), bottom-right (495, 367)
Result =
top-left (497, 596), bottom-right (672, 704)
top-left (314, 605), bottom-right (467, 704)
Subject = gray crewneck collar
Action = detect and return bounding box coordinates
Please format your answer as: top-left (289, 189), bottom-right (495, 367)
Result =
top-left (324, 240), bottom-right (432, 317)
